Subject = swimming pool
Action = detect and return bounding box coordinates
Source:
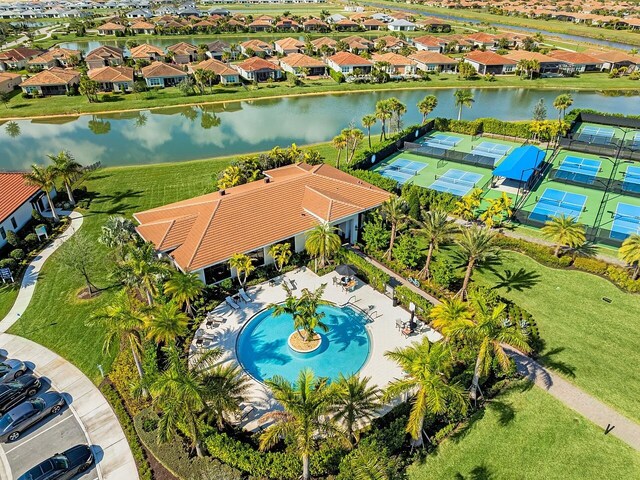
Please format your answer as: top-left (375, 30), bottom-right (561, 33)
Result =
top-left (236, 304), bottom-right (372, 383)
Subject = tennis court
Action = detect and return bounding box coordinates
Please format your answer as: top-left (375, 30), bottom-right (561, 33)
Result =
top-left (379, 157), bottom-right (427, 184)
top-left (610, 202), bottom-right (640, 240)
top-left (554, 156), bottom-right (601, 185)
top-left (528, 188), bottom-right (587, 223)
top-left (423, 133), bottom-right (462, 150)
top-left (429, 169), bottom-right (483, 196)
top-left (576, 125), bottom-right (615, 145)
top-left (632, 133), bottom-right (640, 149)
top-left (622, 165), bottom-right (640, 194)
top-left (471, 141), bottom-right (511, 160)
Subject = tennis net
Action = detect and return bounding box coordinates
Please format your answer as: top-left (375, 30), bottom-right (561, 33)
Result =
top-left (434, 175), bottom-right (477, 187)
top-left (537, 196), bottom-right (585, 212)
top-left (386, 165), bottom-right (418, 176)
top-left (613, 212), bottom-right (640, 224)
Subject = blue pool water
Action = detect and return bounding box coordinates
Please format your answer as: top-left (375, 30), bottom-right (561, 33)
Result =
top-left (236, 304), bottom-right (371, 383)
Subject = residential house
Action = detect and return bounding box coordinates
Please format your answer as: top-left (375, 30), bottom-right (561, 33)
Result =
top-left (141, 61), bottom-right (189, 87)
top-left (583, 50), bottom-right (637, 72)
top-left (239, 40), bottom-right (272, 57)
top-left (464, 50), bottom-right (517, 74)
top-left (546, 50), bottom-right (603, 72)
top-left (234, 57), bottom-right (282, 82)
top-left (303, 18), bottom-right (328, 32)
top-left (279, 53), bottom-right (326, 77)
top-left (85, 46), bottom-right (124, 70)
top-left (167, 42), bottom-right (198, 64)
top-left (97, 21), bottom-right (126, 35)
top-left (27, 48), bottom-right (82, 70)
top-left (361, 18), bottom-right (386, 30)
top-left (325, 13), bottom-right (347, 24)
top-left (465, 32), bottom-right (499, 50)
top-left (130, 44), bottom-right (165, 63)
top-left (439, 35), bottom-right (473, 53)
top-left (205, 40), bottom-right (231, 60)
top-left (0, 173), bottom-right (56, 249)
top-left (412, 35), bottom-right (444, 53)
top-left (503, 50), bottom-right (570, 74)
top-left (387, 19), bottom-right (416, 31)
top-left (374, 35), bottom-right (411, 52)
top-left (371, 52), bottom-right (415, 76)
top-left (418, 17), bottom-right (452, 32)
top-left (325, 51), bottom-right (373, 76)
top-left (126, 8), bottom-right (152, 18)
top-left (20, 67), bottom-right (80, 95)
top-left (311, 37), bottom-right (337, 54)
top-left (274, 37), bottom-right (305, 55)
top-left (248, 15), bottom-right (273, 32)
top-left (133, 163), bottom-right (390, 285)
top-left (0, 72), bottom-right (22, 93)
top-left (334, 18), bottom-right (360, 32)
top-left (409, 51), bottom-right (458, 73)
top-left (0, 47), bottom-right (42, 71)
top-left (371, 12), bottom-right (393, 23)
top-left (88, 65), bottom-right (134, 92)
top-left (130, 21), bottom-right (156, 34)
top-left (275, 18), bottom-right (299, 31)
top-left (190, 58), bottom-right (240, 84)
top-left (343, 36), bottom-right (374, 54)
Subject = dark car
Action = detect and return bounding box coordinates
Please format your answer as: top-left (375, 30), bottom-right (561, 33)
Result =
top-left (0, 359), bottom-right (27, 384)
top-left (0, 391), bottom-right (66, 442)
top-left (0, 374), bottom-right (41, 414)
top-left (17, 444), bottom-right (94, 480)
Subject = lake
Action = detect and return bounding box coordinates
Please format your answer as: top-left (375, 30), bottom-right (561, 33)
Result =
top-left (1, 88), bottom-right (638, 171)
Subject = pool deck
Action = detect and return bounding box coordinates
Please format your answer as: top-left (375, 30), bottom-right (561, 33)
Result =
top-left (191, 267), bottom-right (442, 431)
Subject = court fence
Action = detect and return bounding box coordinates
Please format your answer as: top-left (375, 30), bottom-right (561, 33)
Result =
top-left (558, 137), bottom-right (640, 161)
top-left (403, 141), bottom-right (497, 169)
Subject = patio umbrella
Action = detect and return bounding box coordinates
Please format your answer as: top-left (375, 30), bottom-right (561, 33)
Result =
top-left (409, 310), bottom-right (416, 331)
top-left (335, 264), bottom-right (357, 277)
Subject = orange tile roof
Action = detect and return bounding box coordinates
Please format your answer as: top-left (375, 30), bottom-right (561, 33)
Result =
top-left (0, 173), bottom-right (41, 222)
top-left (413, 35), bottom-right (444, 47)
top-left (546, 50), bottom-right (602, 64)
top-left (192, 58), bottom-right (237, 76)
top-left (141, 61), bottom-right (187, 78)
top-left (20, 68), bottom-right (79, 86)
top-left (503, 50), bottom-right (560, 63)
top-left (362, 18), bottom-right (386, 26)
top-left (311, 37), bottom-right (337, 48)
top-left (167, 42), bottom-right (197, 55)
top-left (328, 51), bottom-right (373, 66)
top-left (28, 48), bottom-right (81, 65)
top-left (466, 32), bottom-right (498, 43)
top-left (0, 47), bottom-right (42, 62)
top-left (88, 66), bottom-right (134, 82)
top-left (0, 72), bottom-right (22, 83)
top-left (275, 37), bottom-right (305, 50)
top-left (464, 50), bottom-right (517, 66)
top-left (280, 53), bottom-right (325, 68)
top-left (240, 39), bottom-right (271, 52)
top-left (134, 163), bottom-right (391, 271)
top-left (130, 44), bottom-right (165, 58)
top-left (97, 21), bottom-right (126, 31)
top-left (371, 52), bottom-right (413, 66)
top-left (131, 21), bottom-right (155, 29)
top-left (583, 50), bottom-right (638, 63)
top-left (86, 45), bottom-right (123, 61)
top-left (409, 51), bottom-right (457, 64)
top-left (235, 56), bottom-right (281, 72)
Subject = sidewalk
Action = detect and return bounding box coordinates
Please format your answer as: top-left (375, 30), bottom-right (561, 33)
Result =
top-left (0, 334), bottom-right (139, 479)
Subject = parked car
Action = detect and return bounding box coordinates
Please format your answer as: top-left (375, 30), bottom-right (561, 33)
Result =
top-left (0, 374), bottom-right (41, 414)
top-left (17, 444), bottom-right (94, 480)
top-left (0, 359), bottom-right (27, 383)
top-left (0, 391), bottom-right (66, 442)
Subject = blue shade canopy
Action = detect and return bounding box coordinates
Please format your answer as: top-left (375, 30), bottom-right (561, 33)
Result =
top-left (492, 145), bottom-right (546, 182)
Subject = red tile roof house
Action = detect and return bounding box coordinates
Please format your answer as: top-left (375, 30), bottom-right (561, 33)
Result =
top-left (546, 50), bottom-right (603, 72)
top-left (129, 44), bottom-right (166, 63)
top-left (141, 61), bottom-right (189, 87)
top-left (371, 52), bottom-right (416, 77)
top-left (279, 53), bottom-right (326, 77)
top-left (274, 37), bottom-right (305, 56)
top-left (374, 36), bottom-right (411, 52)
top-left (27, 48), bottom-right (82, 70)
top-left (133, 163), bottom-right (391, 285)
top-left (464, 50), bottom-right (517, 75)
top-left (85, 45), bottom-right (124, 70)
top-left (189, 59), bottom-right (240, 85)
top-left (275, 18), bottom-right (300, 31)
top-left (20, 68), bottom-right (80, 96)
top-left (167, 42), bottom-right (198, 64)
top-left (465, 32), bottom-right (499, 50)
top-left (239, 40), bottom-right (273, 58)
top-left (0, 72), bottom-right (22, 93)
top-left (0, 48), bottom-right (43, 71)
top-left (130, 21), bottom-right (156, 35)
top-left (583, 50), bottom-right (638, 72)
top-left (234, 57), bottom-right (283, 82)
top-left (412, 35), bottom-right (445, 53)
top-left (361, 18), bottom-right (386, 30)
top-left (97, 21), bottom-right (126, 36)
top-left (409, 51), bottom-right (458, 73)
top-left (0, 172), bottom-right (56, 249)
top-left (88, 66), bottom-right (134, 92)
top-left (303, 18), bottom-right (329, 32)
top-left (326, 51), bottom-right (373, 77)
top-left (503, 50), bottom-right (570, 74)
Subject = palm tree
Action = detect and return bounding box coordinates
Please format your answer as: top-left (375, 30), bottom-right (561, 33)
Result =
top-left (305, 222), bottom-right (342, 270)
top-left (619, 234), bottom-right (640, 280)
top-left (260, 369), bottom-right (340, 480)
top-left (380, 196), bottom-right (408, 261)
top-left (87, 290), bottom-right (147, 379)
top-left (229, 253), bottom-right (255, 289)
top-left (386, 97), bottom-right (406, 133)
top-left (332, 133), bottom-right (348, 169)
top-left (114, 243), bottom-right (171, 305)
top-left (553, 93), bottom-right (573, 120)
top-left (48, 151), bottom-right (82, 205)
top-left (429, 296), bottom-right (472, 335)
top-left (201, 362), bottom-right (251, 431)
top-left (24, 165), bottom-right (59, 222)
top-left (145, 301), bottom-right (189, 345)
top-left (375, 99), bottom-right (393, 140)
top-left (164, 271), bottom-right (204, 316)
top-left (541, 215), bottom-right (586, 257)
top-left (330, 374), bottom-right (380, 446)
top-left (270, 284), bottom-right (332, 341)
top-left (412, 210), bottom-right (457, 279)
top-left (454, 89), bottom-right (474, 121)
top-left (361, 114), bottom-right (376, 149)
top-left (269, 242), bottom-right (292, 272)
top-left (417, 95), bottom-right (438, 124)
top-left (456, 226), bottom-right (498, 296)
top-left (384, 338), bottom-right (467, 444)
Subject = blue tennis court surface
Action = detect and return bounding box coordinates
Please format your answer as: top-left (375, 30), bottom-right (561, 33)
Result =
top-left (423, 133), bottom-right (462, 150)
top-left (529, 188), bottom-right (587, 223)
top-left (555, 156), bottom-right (601, 184)
top-left (610, 202), bottom-right (640, 240)
top-left (623, 165), bottom-right (640, 193)
top-left (379, 157), bottom-right (427, 184)
top-left (429, 169), bottom-right (482, 196)
top-left (577, 125), bottom-right (614, 144)
top-left (472, 141), bottom-right (511, 159)
top-left (632, 133), bottom-right (640, 149)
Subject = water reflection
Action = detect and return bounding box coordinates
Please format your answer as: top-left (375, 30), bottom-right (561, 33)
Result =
top-left (0, 88), bottom-right (638, 171)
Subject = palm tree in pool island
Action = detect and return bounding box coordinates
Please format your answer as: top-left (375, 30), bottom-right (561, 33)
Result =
top-left (24, 164), bottom-right (59, 222)
top-left (454, 89), bottom-right (474, 121)
top-left (305, 222), bottom-right (342, 270)
top-left (541, 215), bottom-right (586, 257)
top-left (619, 234), bottom-right (640, 279)
top-left (48, 150), bottom-right (82, 205)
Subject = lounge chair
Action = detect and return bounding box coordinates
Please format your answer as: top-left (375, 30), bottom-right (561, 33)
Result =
top-left (239, 288), bottom-right (251, 303)
top-left (288, 278), bottom-right (297, 290)
top-left (226, 296), bottom-right (240, 310)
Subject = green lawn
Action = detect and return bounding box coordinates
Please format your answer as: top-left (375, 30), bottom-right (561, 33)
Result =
top-left (408, 382), bottom-right (640, 480)
top-left (471, 251), bottom-right (640, 423)
top-left (0, 283), bottom-right (19, 320)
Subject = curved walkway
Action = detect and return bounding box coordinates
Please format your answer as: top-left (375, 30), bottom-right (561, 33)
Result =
top-left (0, 210), bottom-right (139, 479)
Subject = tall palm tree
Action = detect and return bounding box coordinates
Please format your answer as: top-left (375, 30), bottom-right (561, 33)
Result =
top-left (541, 215), bottom-right (586, 257)
top-left (305, 222), bottom-right (342, 270)
top-left (453, 89), bottom-right (474, 121)
top-left (375, 99), bottom-right (393, 140)
top-left (417, 95), bottom-right (438, 124)
top-left (361, 114), bottom-right (376, 149)
top-left (270, 284), bottom-right (332, 341)
top-left (87, 290), bottom-right (147, 379)
top-left (412, 209), bottom-right (458, 279)
top-left (553, 93), bottom-right (573, 120)
top-left (332, 132), bottom-right (348, 169)
top-left (48, 151), bottom-right (82, 206)
top-left (380, 196), bottom-right (408, 261)
top-left (114, 243), bottom-right (171, 305)
top-left (24, 165), bottom-right (59, 222)
top-left (260, 369), bottom-right (341, 480)
top-left (269, 243), bottom-right (292, 272)
top-left (164, 271), bottom-right (204, 316)
top-left (619, 234), bottom-right (640, 279)
top-left (145, 301), bottom-right (189, 345)
top-left (330, 374), bottom-right (380, 446)
top-left (456, 226), bottom-right (498, 296)
top-left (229, 253), bottom-right (255, 289)
top-left (384, 338), bottom-right (467, 444)
top-left (385, 97), bottom-right (407, 133)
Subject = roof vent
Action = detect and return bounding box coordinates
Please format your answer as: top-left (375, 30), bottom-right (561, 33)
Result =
top-left (264, 177), bottom-right (270, 184)
top-left (219, 189), bottom-right (226, 196)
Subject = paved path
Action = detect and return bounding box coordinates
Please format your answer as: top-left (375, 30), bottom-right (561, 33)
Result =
top-left (354, 248), bottom-right (640, 451)
top-left (0, 25), bottom-right (62, 50)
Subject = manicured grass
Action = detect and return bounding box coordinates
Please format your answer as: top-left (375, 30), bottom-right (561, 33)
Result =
top-left (408, 382), bottom-right (640, 480)
top-left (3, 73), bottom-right (639, 120)
top-left (0, 283), bottom-right (19, 320)
top-left (471, 251), bottom-right (640, 423)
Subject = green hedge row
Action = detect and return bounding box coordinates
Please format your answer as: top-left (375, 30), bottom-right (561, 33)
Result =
top-left (433, 117), bottom-right (532, 139)
top-left (329, 68), bottom-right (345, 83)
top-left (99, 382), bottom-right (153, 480)
top-left (394, 285), bottom-right (433, 320)
top-left (348, 169), bottom-right (398, 192)
top-left (338, 248), bottom-right (391, 292)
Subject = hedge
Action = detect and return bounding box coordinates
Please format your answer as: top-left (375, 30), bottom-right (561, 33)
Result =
top-left (329, 68), bottom-right (345, 83)
top-left (433, 117), bottom-right (532, 139)
top-left (348, 169), bottom-right (398, 192)
top-left (394, 285), bottom-right (433, 321)
top-left (337, 248), bottom-right (390, 292)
